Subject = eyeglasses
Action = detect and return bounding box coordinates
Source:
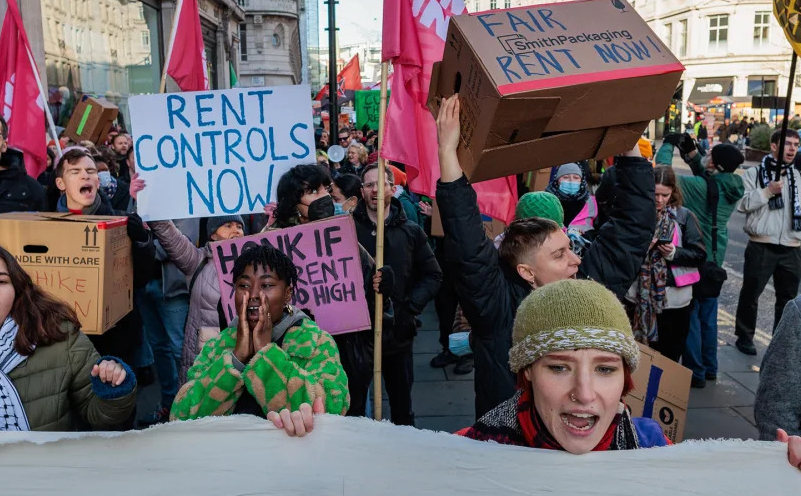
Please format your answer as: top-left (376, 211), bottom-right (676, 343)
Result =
top-left (363, 181), bottom-right (391, 190)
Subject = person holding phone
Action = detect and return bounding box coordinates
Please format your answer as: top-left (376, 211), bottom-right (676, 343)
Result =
top-left (624, 166), bottom-right (706, 362)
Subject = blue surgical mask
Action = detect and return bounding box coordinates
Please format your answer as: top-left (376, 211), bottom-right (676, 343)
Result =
top-left (559, 181), bottom-right (581, 195)
top-left (334, 202), bottom-right (345, 215)
top-left (98, 171), bottom-right (113, 188)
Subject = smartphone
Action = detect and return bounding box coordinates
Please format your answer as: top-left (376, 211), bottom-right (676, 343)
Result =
top-left (653, 237), bottom-right (672, 248)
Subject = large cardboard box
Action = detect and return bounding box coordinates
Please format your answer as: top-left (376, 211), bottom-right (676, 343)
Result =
top-left (624, 343), bottom-right (692, 443)
top-left (427, 0), bottom-right (683, 183)
top-left (0, 213), bottom-right (133, 335)
top-left (64, 96), bottom-right (119, 144)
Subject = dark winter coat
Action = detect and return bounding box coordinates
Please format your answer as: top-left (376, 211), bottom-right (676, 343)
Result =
top-left (436, 156), bottom-right (656, 419)
top-left (0, 148), bottom-right (47, 213)
top-left (353, 198), bottom-right (442, 354)
top-left (8, 322), bottom-right (137, 431)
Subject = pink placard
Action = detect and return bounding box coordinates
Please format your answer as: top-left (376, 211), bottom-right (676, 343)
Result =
top-left (211, 215), bottom-right (371, 335)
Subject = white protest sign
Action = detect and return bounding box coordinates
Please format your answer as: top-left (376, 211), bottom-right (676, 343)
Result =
top-left (128, 85), bottom-right (315, 221)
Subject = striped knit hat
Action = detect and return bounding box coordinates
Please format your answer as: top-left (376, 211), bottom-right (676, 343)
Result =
top-left (509, 279), bottom-right (639, 373)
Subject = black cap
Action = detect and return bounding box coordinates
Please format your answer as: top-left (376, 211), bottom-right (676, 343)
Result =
top-left (711, 143), bottom-right (744, 173)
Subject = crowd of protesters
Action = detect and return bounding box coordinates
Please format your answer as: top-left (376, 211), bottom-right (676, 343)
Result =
top-left (0, 100), bottom-right (799, 470)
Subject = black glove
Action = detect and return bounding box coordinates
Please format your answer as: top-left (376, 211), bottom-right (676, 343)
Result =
top-left (375, 265), bottom-right (395, 296)
top-left (678, 133), bottom-right (697, 155)
top-left (662, 133), bottom-right (681, 147)
top-left (126, 212), bottom-right (149, 243)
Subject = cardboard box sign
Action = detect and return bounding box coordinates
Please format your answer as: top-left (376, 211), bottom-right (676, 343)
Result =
top-left (0, 213), bottom-right (133, 335)
top-left (427, 0), bottom-right (684, 183)
top-left (624, 343), bottom-right (692, 443)
top-left (64, 96), bottom-right (119, 144)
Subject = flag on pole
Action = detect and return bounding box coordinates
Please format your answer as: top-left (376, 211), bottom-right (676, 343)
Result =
top-left (314, 54), bottom-right (362, 107)
top-left (229, 61), bottom-right (238, 87)
top-left (0, 0), bottom-right (47, 178)
top-left (380, 0), bottom-right (517, 223)
top-left (166, 0), bottom-right (209, 92)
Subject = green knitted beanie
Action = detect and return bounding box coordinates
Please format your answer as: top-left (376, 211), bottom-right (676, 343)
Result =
top-left (515, 192), bottom-right (565, 227)
top-left (509, 279), bottom-right (639, 373)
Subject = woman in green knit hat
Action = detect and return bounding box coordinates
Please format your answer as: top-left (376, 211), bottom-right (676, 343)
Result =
top-left (459, 279), bottom-right (669, 453)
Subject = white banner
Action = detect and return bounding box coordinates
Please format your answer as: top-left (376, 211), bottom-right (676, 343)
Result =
top-left (0, 415), bottom-right (797, 494)
top-left (129, 85), bottom-right (315, 221)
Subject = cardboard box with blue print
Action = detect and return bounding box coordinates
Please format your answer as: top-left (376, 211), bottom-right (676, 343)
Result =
top-left (624, 343), bottom-right (692, 443)
top-left (0, 212), bottom-right (133, 335)
top-left (427, 0), bottom-right (684, 183)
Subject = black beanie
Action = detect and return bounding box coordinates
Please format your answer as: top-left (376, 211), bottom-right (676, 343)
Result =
top-left (206, 215), bottom-right (244, 238)
top-left (711, 143), bottom-right (744, 173)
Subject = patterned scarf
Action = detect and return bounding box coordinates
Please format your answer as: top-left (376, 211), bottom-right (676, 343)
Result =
top-left (463, 389), bottom-right (640, 451)
top-left (631, 207), bottom-right (675, 343)
top-left (0, 317), bottom-right (31, 431)
top-left (757, 154), bottom-right (801, 230)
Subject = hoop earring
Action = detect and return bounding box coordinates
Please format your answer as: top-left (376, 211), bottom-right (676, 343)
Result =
top-left (285, 304), bottom-right (294, 316)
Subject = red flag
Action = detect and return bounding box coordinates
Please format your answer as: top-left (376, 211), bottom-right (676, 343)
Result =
top-left (381, 0), bottom-right (517, 223)
top-left (0, 0), bottom-right (47, 178)
top-left (314, 54), bottom-right (362, 101)
top-left (166, 0), bottom-right (209, 91)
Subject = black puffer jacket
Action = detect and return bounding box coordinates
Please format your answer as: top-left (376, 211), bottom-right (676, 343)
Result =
top-left (354, 198), bottom-right (442, 354)
top-left (0, 149), bottom-right (47, 213)
top-left (436, 156), bottom-right (655, 419)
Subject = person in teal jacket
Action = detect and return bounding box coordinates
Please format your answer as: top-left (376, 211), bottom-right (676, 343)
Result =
top-left (656, 135), bottom-right (745, 388)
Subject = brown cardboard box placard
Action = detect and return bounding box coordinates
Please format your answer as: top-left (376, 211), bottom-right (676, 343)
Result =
top-left (431, 198), bottom-right (506, 238)
top-left (0, 213), bottom-right (133, 335)
top-left (427, 0), bottom-right (683, 183)
top-left (624, 343), bottom-right (692, 443)
top-left (64, 96), bottom-right (119, 144)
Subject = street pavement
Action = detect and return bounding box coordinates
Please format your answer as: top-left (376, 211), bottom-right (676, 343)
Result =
top-left (136, 147), bottom-right (782, 440)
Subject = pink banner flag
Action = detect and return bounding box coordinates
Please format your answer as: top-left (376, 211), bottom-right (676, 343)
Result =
top-left (0, 0), bottom-right (47, 178)
top-left (212, 215), bottom-right (371, 335)
top-left (166, 0), bottom-right (209, 92)
top-left (381, 0), bottom-right (517, 223)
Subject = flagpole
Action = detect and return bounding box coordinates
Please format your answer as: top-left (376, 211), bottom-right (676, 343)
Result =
top-left (159, 0), bottom-right (185, 93)
top-left (25, 46), bottom-right (61, 158)
top-left (373, 60), bottom-right (389, 421)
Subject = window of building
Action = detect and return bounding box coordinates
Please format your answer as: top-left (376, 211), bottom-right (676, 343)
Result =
top-left (664, 22), bottom-right (673, 50)
top-left (473, 0), bottom-right (480, 11)
top-left (272, 33), bottom-right (281, 48)
top-left (748, 77), bottom-right (777, 97)
top-left (490, 0), bottom-right (497, 10)
top-left (678, 19), bottom-right (687, 57)
top-left (239, 23), bottom-right (247, 61)
top-left (754, 11), bottom-right (770, 47)
top-left (141, 30), bottom-right (150, 47)
top-left (505, 0), bottom-right (511, 8)
top-left (708, 14), bottom-right (728, 52)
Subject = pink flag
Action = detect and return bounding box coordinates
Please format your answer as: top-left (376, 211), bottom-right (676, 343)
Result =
top-left (0, 0), bottom-right (47, 178)
top-left (381, 0), bottom-right (517, 223)
top-left (167, 0), bottom-right (209, 92)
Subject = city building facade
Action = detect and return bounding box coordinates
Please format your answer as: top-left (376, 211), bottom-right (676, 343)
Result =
top-left (236, 0), bottom-right (303, 88)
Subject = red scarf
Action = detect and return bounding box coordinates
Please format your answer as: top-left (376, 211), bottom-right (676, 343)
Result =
top-left (516, 387), bottom-right (621, 451)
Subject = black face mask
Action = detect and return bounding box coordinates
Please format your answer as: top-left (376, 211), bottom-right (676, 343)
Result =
top-left (306, 195), bottom-right (334, 221)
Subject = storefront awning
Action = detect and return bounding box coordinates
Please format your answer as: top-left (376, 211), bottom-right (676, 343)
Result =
top-left (688, 77), bottom-right (734, 104)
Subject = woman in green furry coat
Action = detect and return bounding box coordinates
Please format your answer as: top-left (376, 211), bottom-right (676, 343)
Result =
top-left (171, 244), bottom-right (350, 432)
